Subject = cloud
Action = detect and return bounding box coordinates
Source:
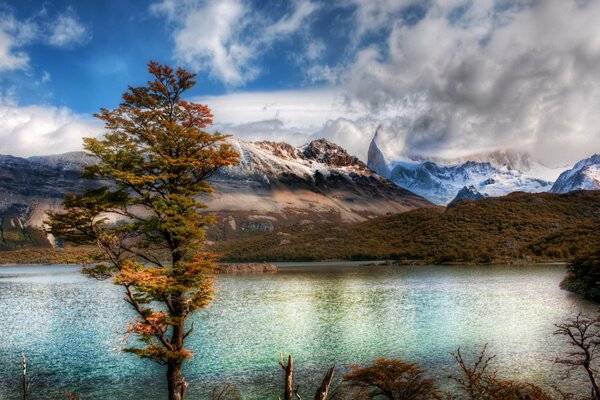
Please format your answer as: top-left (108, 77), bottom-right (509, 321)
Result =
top-left (339, 0), bottom-right (600, 164)
top-left (47, 12), bottom-right (90, 48)
top-left (195, 88), bottom-right (356, 130)
top-left (152, 0), bottom-right (319, 86)
top-left (0, 103), bottom-right (101, 157)
top-left (0, 8), bottom-right (90, 74)
top-left (345, 0), bottom-right (420, 40)
top-left (0, 14), bottom-right (30, 72)
top-left (41, 70), bottom-right (51, 83)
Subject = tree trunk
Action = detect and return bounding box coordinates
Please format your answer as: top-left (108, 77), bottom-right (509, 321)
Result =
top-left (22, 352), bottom-right (30, 400)
top-left (167, 295), bottom-right (188, 400)
top-left (314, 366), bottom-right (335, 400)
top-left (167, 359), bottom-right (188, 400)
top-left (280, 355), bottom-right (294, 400)
top-left (583, 360), bottom-right (600, 400)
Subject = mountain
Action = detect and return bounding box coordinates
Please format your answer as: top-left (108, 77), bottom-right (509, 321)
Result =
top-left (385, 160), bottom-right (552, 205)
top-left (449, 185), bottom-right (488, 205)
top-left (0, 152), bottom-right (100, 249)
top-left (367, 126), bottom-right (390, 177)
top-left (0, 138), bottom-right (431, 248)
top-left (214, 190), bottom-right (600, 263)
top-left (367, 130), bottom-right (559, 205)
top-left (550, 154), bottom-right (600, 193)
top-left (206, 138), bottom-right (431, 239)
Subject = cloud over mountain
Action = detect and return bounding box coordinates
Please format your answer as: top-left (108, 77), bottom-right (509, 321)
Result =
top-left (339, 0), bottom-right (600, 164)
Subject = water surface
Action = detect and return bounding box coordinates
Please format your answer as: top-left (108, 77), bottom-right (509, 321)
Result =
top-left (0, 263), bottom-right (595, 399)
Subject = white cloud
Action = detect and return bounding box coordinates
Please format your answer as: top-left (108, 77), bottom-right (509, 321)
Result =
top-left (0, 104), bottom-right (101, 157)
top-left (47, 12), bottom-right (89, 48)
top-left (338, 0), bottom-right (600, 165)
top-left (305, 40), bottom-right (325, 61)
top-left (345, 0), bottom-right (418, 41)
top-left (41, 70), bottom-right (51, 83)
top-left (0, 8), bottom-right (89, 74)
top-left (195, 88), bottom-right (356, 130)
top-left (194, 89), bottom-right (380, 160)
top-left (152, 0), bottom-right (319, 86)
top-left (0, 15), bottom-right (30, 72)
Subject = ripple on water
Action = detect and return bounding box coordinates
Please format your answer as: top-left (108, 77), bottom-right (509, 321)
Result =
top-left (0, 263), bottom-right (595, 399)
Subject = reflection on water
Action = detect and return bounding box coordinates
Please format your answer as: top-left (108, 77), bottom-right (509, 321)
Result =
top-left (0, 263), bottom-right (595, 399)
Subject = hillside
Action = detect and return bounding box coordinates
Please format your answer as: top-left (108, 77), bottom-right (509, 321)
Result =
top-left (213, 190), bottom-right (600, 263)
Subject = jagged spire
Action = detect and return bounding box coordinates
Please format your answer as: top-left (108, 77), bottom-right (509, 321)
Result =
top-left (367, 125), bottom-right (390, 177)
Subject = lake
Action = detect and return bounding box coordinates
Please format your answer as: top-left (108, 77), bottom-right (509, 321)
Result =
top-left (0, 263), bottom-right (596, 399)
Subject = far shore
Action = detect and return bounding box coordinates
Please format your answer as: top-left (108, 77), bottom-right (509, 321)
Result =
top-left (0, 258), bottom-right (568, 268)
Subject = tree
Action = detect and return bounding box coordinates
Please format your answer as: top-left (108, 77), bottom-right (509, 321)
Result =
top-left (554, 313), bottom-right (600, 400)
top-left (450, 345), bottom-right (553, 400)
top-left (340, 358), bottom-right (440, 400)
top-left (277, 354), bottom-right (335, 400)
top-left (46, 61), bottom-right (239, 400)
top-left (560, 249), bottom-right (600, 302)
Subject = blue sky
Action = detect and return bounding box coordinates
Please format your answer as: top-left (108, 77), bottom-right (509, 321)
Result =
top-left (1, 0), bottom-right (372, 113)
top-left (1, 0), bottom-right (600, 165)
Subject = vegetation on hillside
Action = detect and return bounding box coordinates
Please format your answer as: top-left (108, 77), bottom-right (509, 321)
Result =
top-left (561, 247), bottom-right (600, 301)
top-left (214, 191), bottom-right (600, 264)
top-left (0, 205), bottom-right (51, 250)
top-left (0, 246), bottom-right (98, 265)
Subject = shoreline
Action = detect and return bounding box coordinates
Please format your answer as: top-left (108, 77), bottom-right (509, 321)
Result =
top-left (0, 260), bottom-right (568, 268)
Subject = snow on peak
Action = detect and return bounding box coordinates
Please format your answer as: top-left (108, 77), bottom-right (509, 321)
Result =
top-left (449, 185), bottom-right (488, 205)
top-left (550, 154), bottom-right (600, 193)
top-left (387, 159), bottom-right (552, 205)
top-left (302, 139), bottom-right (367, 168)
top-left (215, 137), bottom-right (372, 185)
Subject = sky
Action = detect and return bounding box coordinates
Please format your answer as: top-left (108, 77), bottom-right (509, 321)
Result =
top-left (1, 0), bottom-right (600, 165)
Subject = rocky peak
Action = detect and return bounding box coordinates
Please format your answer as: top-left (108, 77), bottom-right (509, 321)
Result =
top-left (367, 126), bottom-right (391, 177)
top-left (449, 185), bottom-right (488, 206)
top-left (302, 139), bottom-right (367, 169)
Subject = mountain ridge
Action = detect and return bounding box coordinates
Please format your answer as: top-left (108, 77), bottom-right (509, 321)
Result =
top-left (366, 129), bottom-right (566, 204)
top-left (0, 137), bottom-right (432, 248)
top-left (551, 154), bottom-right (600, 193)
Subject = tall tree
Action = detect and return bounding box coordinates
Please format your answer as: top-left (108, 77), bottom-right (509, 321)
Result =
top-left (47, 61), bottom-right (239, 400)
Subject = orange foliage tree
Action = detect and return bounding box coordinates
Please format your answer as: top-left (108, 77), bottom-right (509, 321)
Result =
top-left (47, 61), bottom-right (239, 400)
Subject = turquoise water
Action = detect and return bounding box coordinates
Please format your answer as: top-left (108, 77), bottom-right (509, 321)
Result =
top-left (0, 263), bottom-right (596, 399)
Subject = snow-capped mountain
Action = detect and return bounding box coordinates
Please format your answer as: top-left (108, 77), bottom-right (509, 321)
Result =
top-left (367, 128), bottom-right (562, 205)
top-left (449, 185), bottom-right (488, 205)
top-left (207, 138), bottom-right (431, 237)
top-left (0, 138), bottom-right (432, 247)
top-left (550, 154), bottom-right (600, 193)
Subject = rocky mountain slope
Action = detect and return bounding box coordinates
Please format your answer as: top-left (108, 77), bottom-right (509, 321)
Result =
top-left (367, 128), bottom-right (564, 205)
top-left (0, 138), bottom-right (431, 248)
top-left (550, 154), bottom-right (600, 193)
top-left (0, 152), bottom-right (97, 249)
top-left (206, 138), bottom-right (431, 239)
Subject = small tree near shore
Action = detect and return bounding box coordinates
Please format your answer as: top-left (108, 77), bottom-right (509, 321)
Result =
top-left (554, 313), bottom-right (600, 400)
top-left (47, 61), bottom-right (239, 400)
